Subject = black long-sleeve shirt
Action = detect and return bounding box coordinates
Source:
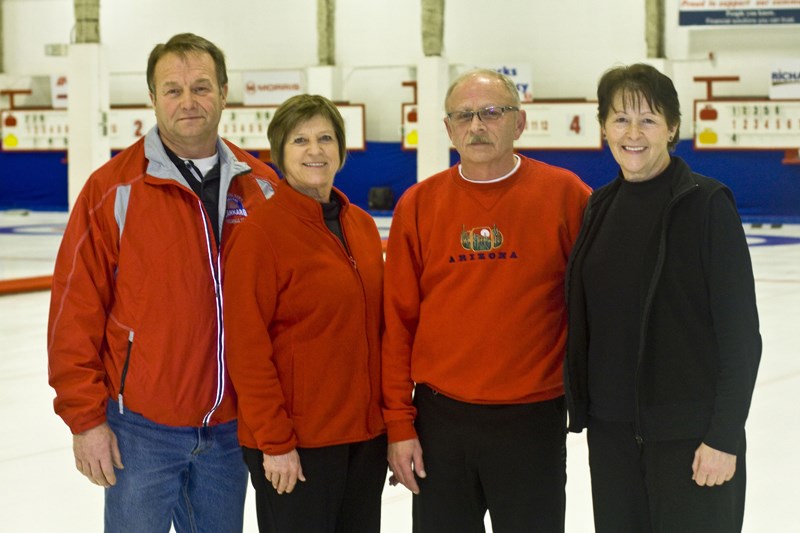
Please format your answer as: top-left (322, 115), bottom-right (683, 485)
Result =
top-left (581, 163), bottom-right (673, 422)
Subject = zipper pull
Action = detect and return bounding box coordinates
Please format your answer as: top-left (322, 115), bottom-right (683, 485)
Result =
top-left (118, 393), bottom-right (125, 414)
top-left (349, 256), bottom-right (357, 270)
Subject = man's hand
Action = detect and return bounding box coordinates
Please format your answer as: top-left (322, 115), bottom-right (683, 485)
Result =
top-left (73, 422), bottom-right (123, 488)
top-left (388, 438), bottom-right (426, 494)
top-left (692, 442), bottom-right (736, 487)
top-left (263, 450), bottom-right (305, 494)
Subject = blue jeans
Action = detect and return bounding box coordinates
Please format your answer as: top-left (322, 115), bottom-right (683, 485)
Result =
top-left (104, 402), bottom-right (248, 533)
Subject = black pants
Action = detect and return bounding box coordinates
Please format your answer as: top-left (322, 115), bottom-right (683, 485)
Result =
top-left (587, 418), bottom-right (746, 533)
top-left (242, 434), bottom-right (387, 533)
top-left (412, 384), bottom-right (567, 533)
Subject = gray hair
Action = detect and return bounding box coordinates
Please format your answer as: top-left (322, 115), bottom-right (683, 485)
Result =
top-left (445, 69), bottom-right (521, 111)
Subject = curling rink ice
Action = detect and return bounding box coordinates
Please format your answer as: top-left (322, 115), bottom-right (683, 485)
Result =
top-left (1, 210), bottom-right (798, 532)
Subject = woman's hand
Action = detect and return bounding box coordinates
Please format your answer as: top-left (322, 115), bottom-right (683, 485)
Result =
top-left (692, 442), bottom-right (736, 486)
top-left (263, 449), bottom-right (306, 494)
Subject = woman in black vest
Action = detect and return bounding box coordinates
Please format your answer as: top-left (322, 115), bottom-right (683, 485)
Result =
top-left (564, 63), bottom-right (761, 533)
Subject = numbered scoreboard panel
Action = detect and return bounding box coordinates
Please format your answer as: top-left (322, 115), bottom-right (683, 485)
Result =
top-left (402, 101), bottom-right (602, 150)
top-left (694, 99), bottom-right (800, 150)
top-left (1, 109), bottom-right (72, 150)
top-left (517, 101), bottom-right (601, 149)
top-left (1, 104), bottom-right (366, 151)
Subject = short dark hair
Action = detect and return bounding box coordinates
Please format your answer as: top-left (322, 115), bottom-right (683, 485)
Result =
top-left (597, 63), bottom-right (681, 151)
top-left (267, 94), bottom-right (347, 174)
top-left (147, 33), bottom-right (228, 95)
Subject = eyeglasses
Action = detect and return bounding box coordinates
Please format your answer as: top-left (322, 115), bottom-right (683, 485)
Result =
top-left (446, 106), bottom-right (519, 124)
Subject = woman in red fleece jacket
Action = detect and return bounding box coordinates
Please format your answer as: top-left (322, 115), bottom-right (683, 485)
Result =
top-left (222, 95), bottom-right (386, 533)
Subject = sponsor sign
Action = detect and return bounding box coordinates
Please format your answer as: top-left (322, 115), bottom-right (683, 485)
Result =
top-left (242, 71), bottom-right (304, 106)
top-left (770, 59), bottom-right (800, 99)
top-left (490, 65), bottom-right (533, 102)
top-left (679, 0), bottom-right (800, 26)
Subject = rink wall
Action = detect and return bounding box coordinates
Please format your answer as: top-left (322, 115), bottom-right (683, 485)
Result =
top-left (1, 142), bottom-right (798, 223)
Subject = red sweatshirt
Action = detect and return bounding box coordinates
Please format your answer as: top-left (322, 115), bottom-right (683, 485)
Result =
top-left (382, 155), bottom-right (590, 443)
top-left (223, 180), bottom-right (386, 455)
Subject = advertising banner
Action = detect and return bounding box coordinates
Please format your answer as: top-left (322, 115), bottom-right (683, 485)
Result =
top-left (770, 59), bottom-right (800, 99)
top-left (242, 71), bottom-right (304, 106)
top-left (679, 0), bottom-right (800, 26)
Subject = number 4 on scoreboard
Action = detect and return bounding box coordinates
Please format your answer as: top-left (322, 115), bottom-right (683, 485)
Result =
top-left (570, 115), bottom-right (581, 135)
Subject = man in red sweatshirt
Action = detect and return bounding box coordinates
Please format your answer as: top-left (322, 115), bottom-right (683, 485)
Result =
top-left (382, 69), bottom-right (590, 532)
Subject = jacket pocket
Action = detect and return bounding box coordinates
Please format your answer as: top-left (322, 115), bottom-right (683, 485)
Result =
top-left (117, 330), bottom-right (134, 414)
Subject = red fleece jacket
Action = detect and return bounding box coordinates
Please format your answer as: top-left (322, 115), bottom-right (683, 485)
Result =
top-left (223, 180), bottom-right (385, 454)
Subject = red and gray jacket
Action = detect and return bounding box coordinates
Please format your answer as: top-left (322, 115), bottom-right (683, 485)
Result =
top-left (48, 126), bottom-right (278, 434)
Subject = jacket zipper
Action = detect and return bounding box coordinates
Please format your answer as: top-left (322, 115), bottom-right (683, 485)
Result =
top-left (202, 168), bottom-right (252, 425)
top-left (329, 210), bottom-right (376, 432)
top-left (198, 198), bottom-right (226, 427)
top-left (118, 330), bottom-right (134, 414)
top-left (196, 166), bottom-right (251, 426)
top-left (632, 183), bottom-right (699, 444)
top-left (127, 165), bottom-right (245, 425)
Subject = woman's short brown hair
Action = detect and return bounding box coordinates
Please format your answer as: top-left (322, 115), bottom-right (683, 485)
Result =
top-left (597, 63), bottom-right (681, 151)
top-left (267, 94), bottom-right (347, 175)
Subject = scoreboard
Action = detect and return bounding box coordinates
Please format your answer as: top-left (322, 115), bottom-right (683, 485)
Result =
top-left (0, 104), bottom-right (366, 151)
top-left (694, 99), bottom-right (800, 150)
top-left (402, 101), bottom-right (602, 150)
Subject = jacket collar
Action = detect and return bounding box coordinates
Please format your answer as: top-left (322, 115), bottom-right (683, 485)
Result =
top-left (142, 127), bottom-right (256, 237)
top-left (143, 126), bottom-right (252, 188)
top-left (273, 178), bottom-right (350, 222)
top-left (590, 156), bottom-right (697, 207)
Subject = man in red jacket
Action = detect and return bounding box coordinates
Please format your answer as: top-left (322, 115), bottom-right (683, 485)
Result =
top-left (382, 69), bottom-right (590, 532)
top-left (47, 33), bottom-right (278, 532)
